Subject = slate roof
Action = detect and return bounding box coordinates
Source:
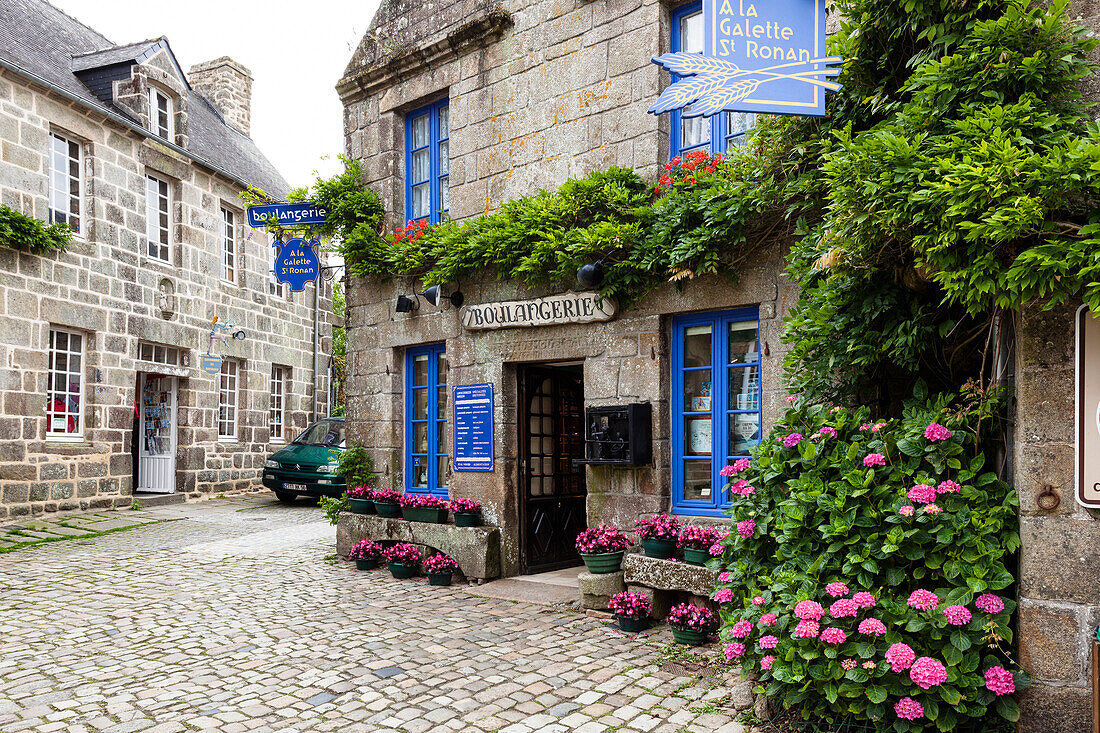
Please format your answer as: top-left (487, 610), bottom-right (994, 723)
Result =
top-left (0, 0), bottom-right (289, 197)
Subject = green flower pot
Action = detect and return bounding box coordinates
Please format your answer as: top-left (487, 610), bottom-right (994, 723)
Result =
top-left (402, 506), bottom-right (448, 524)
top-left (354, 557), bottom-right (378, 571)
top-left (388, 562), bottom-right (418, 579)
top-left (617, 615), bottom-right (650, 633)
top-left (374, 500), bottom-right (402, 518)
top-left (454, 511), bottom-right (481, 527)
top-left (641, 537), bottom-right (677, 560)
top-left (348, 497), bottom-right (375, 515)
top-left (671, 627), bottom-right (709, 646)
top-left (683, 547), bottom-right (710, 566)
top-left (580, 551), bottom-right (625, 574)
top-left (427, 572), bottom-right (453, 586)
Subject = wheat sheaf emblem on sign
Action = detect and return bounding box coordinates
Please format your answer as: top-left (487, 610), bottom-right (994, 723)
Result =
top-left (648, 52), bottom-right (843, 116)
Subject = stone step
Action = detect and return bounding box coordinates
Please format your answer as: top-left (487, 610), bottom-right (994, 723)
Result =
top-left (131, 493), bottom-right (187, 508)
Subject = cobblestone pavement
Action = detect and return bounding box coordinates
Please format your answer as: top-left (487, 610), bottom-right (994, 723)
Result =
top-left (0, 496), bottom-right (747, 733)
top-left (0, 504), bottom-right (167, 552)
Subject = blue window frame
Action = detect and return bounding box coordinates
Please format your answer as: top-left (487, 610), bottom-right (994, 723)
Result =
top-left (405, 99), bottom-right (449, 224)
top-left (669, 2), bottom-right (756, 160)
top-left (671, 308), bottom-right (762, 516)
top-left (405, 343), bottom-right (448, 497)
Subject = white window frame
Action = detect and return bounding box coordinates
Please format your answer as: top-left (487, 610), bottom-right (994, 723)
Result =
top-left (139, 342), bottom-right (180, 366)
top-left (221, 207), bottom-right (237, 284)
top-left (48, 132), bottom-right (83, 236)
top-left (149, 87), bottom-right (174, 140)
top-left (270, 365), bottom-right (286, 443)
top-left (46, 328), bottom-right (85, 442)
top-left (146, 174), bottom-right (171, 262)
top-left (218, 359), bottom-right (238, 442)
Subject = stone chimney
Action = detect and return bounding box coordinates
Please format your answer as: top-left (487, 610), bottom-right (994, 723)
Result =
top-left (188, 57), bottom-right (253, 137)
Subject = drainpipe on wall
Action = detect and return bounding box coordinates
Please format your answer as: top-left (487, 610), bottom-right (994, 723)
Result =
top-left (312, 279), bottom-right (320, 423)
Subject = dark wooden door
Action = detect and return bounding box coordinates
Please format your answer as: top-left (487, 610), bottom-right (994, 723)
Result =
top-left (519, 365), bottom-right (587, 573)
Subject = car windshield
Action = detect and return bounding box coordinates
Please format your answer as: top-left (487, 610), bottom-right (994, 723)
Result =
top-left (292, 420), bottom-right (345, 448)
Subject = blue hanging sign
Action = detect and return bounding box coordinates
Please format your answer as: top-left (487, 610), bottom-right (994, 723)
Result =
top-left (246, 202), bottom-right (329, 229)
top-left (273, 238), bottom-right (321, 292)
top-left (200, 354), bottom-right (222, 375)
top-left (649, 0), bottom-right (841, 117)
top-left (453, 383), bottom-right (494, 472)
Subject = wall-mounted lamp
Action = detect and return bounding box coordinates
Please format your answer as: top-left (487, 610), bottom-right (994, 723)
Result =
top-left (576, 261), bottom-right (605, 289)
top-left (420, 285), bottom-right (464, 308)
top-left (395, 294), bottom-right (420, 313)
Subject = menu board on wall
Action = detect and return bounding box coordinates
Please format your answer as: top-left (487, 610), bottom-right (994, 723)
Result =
top-left (1078, 307), bottom-right (1100, 507)
top-left (454, 383), bottom-right (494, 472)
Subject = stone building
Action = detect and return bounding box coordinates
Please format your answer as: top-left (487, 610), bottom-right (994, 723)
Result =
top-left (0, 0), bottom-right (335, 517)
top-left (338, 0), bottom-right (1099, 729)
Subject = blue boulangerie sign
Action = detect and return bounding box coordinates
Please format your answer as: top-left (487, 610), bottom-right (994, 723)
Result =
top-left (649, 0), bottom-right (841, 117)
top-left (246, 202), bottom-right (329, 228)
top-left (453, 384), bottom-right (494, 472)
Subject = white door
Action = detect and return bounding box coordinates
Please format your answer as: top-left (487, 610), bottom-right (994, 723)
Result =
top-left (138, 374), bottom-right (177, 493)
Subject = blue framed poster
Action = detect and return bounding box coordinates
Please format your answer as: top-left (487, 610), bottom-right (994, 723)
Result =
top-left (453, 383), bottom-right (494, 472)
top-left (649, 0), bottom-right (841, 117)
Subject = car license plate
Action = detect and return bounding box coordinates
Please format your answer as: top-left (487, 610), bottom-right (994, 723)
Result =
top-left (283, 483), bottom-right (307, 491)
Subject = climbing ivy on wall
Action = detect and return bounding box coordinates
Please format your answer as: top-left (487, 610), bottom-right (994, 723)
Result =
top-left (323, 0), bottom-right (1100, 408)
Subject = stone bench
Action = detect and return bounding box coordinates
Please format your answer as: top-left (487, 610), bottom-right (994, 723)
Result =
top-left (621, 552), bottom-right (719, 619)
top-left (336, 513), bottom-right (502, 580)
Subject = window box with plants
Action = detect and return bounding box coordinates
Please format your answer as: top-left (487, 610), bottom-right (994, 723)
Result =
top-left (372, 487), bottom-right (402, 518)
top-left (399, 493), bottom-right (448, 523)
top-left (448, 497), bottom-right (482, 527)
top-left (575, 525), bottom-right (629, 573)
top-left (635, 514), bottom-right (682, 559)
top-left (423, 552), bottom-right (460, 586)
top-left (348, 540), bottom-right (384, 570)
top-left (383, 542), bottom-right (421, 579)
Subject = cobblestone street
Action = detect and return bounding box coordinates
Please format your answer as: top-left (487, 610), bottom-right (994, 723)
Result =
top-left (0, 496), bottom-right (746, 733)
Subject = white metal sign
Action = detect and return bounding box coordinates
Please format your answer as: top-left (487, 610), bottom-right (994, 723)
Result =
top-left (461, 292), bottom-right (616, 331)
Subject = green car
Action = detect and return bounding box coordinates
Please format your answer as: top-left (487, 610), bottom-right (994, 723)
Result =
top-left (262, 417), bottom-right (345, 503)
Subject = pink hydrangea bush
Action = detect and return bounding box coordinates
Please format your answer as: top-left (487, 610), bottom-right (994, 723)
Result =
top-left (575, 525), bottom-right (629, 554)
top-left (713, 397), bottom-right (1026, 728)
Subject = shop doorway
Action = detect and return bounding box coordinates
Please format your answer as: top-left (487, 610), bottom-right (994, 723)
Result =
top-left (136, 374), bottom-right (177, 493)
top-left (518, 363), bottom-right (587, 573)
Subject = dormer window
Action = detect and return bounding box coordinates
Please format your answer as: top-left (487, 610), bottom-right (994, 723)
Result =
top-left (150, 87), bottom-right (173, 140)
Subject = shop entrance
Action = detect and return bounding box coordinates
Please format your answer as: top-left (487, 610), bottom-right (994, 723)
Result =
top-left (518, 363), bottom-right (587, 573)
top-left (135, 374), bottom-right (177, 493)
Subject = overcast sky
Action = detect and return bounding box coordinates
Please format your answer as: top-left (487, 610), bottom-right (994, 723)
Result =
top-left (52, 0), bottom-right (382, 188)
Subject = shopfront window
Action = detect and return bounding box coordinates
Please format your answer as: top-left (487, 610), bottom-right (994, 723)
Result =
top-left (671, 308), bottom-right (761, 515)
top-left (670, 2), bottom-right (756, 159)
top-left (47, 328), bottom-right (84, 441)
top-left (405, 343), bottom-right (447, 496)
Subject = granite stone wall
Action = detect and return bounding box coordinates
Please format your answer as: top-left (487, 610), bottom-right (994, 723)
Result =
top-left (0, 63), bottom-right (333, 518)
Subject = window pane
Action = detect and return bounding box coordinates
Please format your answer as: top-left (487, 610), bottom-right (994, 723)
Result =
top-left (412, 184), bottom-right (430, 219)
top-left (411, 114), bottom-right (429, 147)
top-left (439, 142), bottom-right (449, 175)
top-left (680, 10), bottom-right (704, 53)
top-left (683, 459), bottom-right (711, 501)
top-left (437, 455), bottom-right (448, 489)
top-left (440, 178), bottom-right (449, 212)
top-left (438, 106), bottom-right (449, 138)
top-left (436, 351), bottom-right (445, 381)
top-left (413, 354), bottom-right (429, 386)
top-left (728, 365), bottom-right (760, 411)
top-left (413, 389), bottom-right (427, 420)
top-left (412, 459), bottom-right (427, 488)
top-left (413, 422), bottom-right (428, 453)
top-left (685, 415), bottom-right (712, 455)
top-left (681, 112), bottom-right (710, 150)
top-left (436, 422), bottom-right (446, 453)
top-left (727, 112), bottom-right (756, 140)
top-left (728, 321), bottom-right (759, 364)
top-left (412, 149), bottom-right (430, 183)
top-left (683, 325), bottom-right (711, 367)
top-left (684, 371), bottom-right (712, 413)
top-left (436, 385), bottom-right (446, 414)
top-left (730, 413), bottom-right (761, 455)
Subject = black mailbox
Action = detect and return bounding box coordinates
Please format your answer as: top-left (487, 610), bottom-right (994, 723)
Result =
top-left (577, 403), bottom-right (652, 466)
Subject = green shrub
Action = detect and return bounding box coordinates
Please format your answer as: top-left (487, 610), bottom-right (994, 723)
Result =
top-left (336, 444), bottom-right (377, 489)
top-left (0, 204), bottom-right (72, 254)
top-left (713, 386), bottom-right (1025, 731)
